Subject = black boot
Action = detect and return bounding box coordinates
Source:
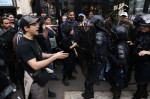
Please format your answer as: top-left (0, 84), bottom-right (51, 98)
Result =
top-left (132, 84), bottom-right (148, 99)
top-left (62, 80), bottom-right (69, 86)
top-left (141, 90), bottom-right (149, 98)
top-left (82, 91), bottom-right (94, 98)
top-left (141, 84), bottom-right (149, 98)
top-left (68, 75), bottom-right (76, 80)
top-left (62, 75), bottom-right (69, 86)
top-left (82, 80), bottom-right (94, 99)
top-left (112, 85), bottom-right (121, 99)
top-left (48, 90), bottom-right (56, 97)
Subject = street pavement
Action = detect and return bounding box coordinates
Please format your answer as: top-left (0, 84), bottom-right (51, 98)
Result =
top-left (64, 91), bottom-right (150, 99)
top-left (12, 63), bottom-right (150, 99)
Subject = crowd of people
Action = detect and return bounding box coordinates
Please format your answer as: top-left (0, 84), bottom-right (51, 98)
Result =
top-left (0, 4), bottom-right (150, 99)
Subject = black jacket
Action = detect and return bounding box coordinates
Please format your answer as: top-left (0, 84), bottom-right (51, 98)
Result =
top-left (61, 35), bottom-right (75, 55)
top-left (133, 31), bottom-right (150, 64)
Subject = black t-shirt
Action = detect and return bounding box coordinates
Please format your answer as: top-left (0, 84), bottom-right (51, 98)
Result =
top-left (16, 37), bottom-right (42, 73)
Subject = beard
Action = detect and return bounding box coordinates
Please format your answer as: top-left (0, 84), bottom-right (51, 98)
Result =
top-left (69, 18), bottom-right (75, 22)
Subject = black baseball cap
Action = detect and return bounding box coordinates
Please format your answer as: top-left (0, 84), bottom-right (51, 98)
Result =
top-left (20, 15), bottom-right (40, 33)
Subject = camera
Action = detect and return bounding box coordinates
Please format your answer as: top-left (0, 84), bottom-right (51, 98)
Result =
top-left (123, 6), bottom-right (128, 9)
top-left (123, 6), bottom-right (129, 12)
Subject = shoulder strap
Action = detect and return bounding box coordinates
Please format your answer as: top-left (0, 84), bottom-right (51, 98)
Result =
top-left (13, 32), bottom-right (23, 51)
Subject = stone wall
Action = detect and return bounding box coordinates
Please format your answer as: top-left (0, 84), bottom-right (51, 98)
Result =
top-left (16, 0), bottom-right (33, 15)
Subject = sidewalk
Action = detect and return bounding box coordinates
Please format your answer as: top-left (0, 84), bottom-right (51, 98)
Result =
top-left (47, 64), bottom-right (139, 99)
top-left (12, 64), bottom-right (150, 99)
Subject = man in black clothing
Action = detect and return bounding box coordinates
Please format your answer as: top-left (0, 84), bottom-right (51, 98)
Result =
top-left (7, 13), bottom-right (18, 32)
top-left (77, 15), bottom-right (109, 99)
top-left (16, 15), bottom-right (68, 99)
top-left (0, 17), bottom-right (16, 83)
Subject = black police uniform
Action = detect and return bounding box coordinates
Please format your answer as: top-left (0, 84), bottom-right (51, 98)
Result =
top-left (132, 14), bottom-right (150, 99)
top-left (106, 26), bottom-right (130, 99)
top-left (76, 15), bottom-right (108, 99)
top-left (132, 31), bottom-right (150, 99)
top-left (0, 27), bottom-right (16, 83)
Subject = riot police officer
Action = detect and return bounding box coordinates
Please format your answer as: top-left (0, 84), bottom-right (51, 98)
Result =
top-left (76, 15), bottom-right (108, 99)
top-left (132, 13), bottom-right (145, 42)
top-left (132, 14), bottom-right (150, 99)
top-left (126, 13), bottom-right (145, 84)
top-left (106, 25), bottom-right (130, 99)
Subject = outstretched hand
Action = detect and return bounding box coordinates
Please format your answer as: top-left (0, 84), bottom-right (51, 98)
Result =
top-left (54, 51), bottom-right (69, 59)
top-left (46, 25), bottom-right (59, 30)
top-left (72, 42), bottom-right (78, 47)
top-left (127, 41), bottom-right (134, 45)
top-left (138, 50), bottom-right (150, 56)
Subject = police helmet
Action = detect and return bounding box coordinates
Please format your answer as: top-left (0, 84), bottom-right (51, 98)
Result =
top-left (90, 15), bottom-right (106, 31)
top-left (135, 12), bottom-right (145, 18)
top-left (133, 13), bottom-right (144, 27)
top-left (140, 14), bottom-right (150, 26)
top-left (90, 15), bottom-right (104, 23)
top-left (111, 25), bottom-right (128, 40)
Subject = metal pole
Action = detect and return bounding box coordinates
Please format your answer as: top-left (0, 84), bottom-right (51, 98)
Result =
top-left (125, 0), bottom-right (129, 6)
top-left (102, 0), bottom-right (110, 17)
top-left (143, 0), bottom-right (150, 13)
top-left (88, 0), bottom-right (92, 13)
top-left (75, 0), bottom-right (82, 20)
top-left (36, 0), bottom-right (41, 16)
top-left (133, 0), bottom-right (137, 14)
top-left (56, 0), bottom-right (60, 21)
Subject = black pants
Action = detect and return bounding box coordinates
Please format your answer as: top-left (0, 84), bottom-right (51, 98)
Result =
top-left (83, 79), bottom-right (94, 99)
top-left (135, 63), bottom-right (150, 82)
top-left (63, 55), bottom-right (76, 81)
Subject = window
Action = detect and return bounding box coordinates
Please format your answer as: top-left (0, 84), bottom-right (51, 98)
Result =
top-left (0, 0), bottom-right (13, 6)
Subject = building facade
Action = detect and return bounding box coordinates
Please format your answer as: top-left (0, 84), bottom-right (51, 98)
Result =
top-left (0, 0), bottom-right (149, 18)
top-left (0, 0), bottom-right (34, 16)
top-left (129, 0), bottom-right (150, 14)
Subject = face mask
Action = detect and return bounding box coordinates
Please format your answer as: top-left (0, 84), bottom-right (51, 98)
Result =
top-left (78, 17), bottom-right (83, 22)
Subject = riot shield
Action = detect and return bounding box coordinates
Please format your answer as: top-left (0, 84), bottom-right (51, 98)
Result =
top-left (75, 26), bottom-right (96, 50)
top-left (74, 26), bottom-right (99, 82)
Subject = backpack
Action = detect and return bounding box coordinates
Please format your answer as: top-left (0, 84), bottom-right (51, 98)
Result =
top-left (13, 31), bottom-right (23, 51)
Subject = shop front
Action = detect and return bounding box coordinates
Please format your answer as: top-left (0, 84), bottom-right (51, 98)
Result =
top-left (43, 0), bottom-right (110, 22)
top-left (32, 0), bottom-right (113, 24)
top-left (0, 0), bottom-right (17, 16)
top-left (129, 0), bottom-right (150, 14)
top-left (59, 0), bottom-right (103, 17)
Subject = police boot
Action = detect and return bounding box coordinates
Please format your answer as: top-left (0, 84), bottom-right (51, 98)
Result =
top-left (141, 84), bottom-right (149, 98)
top-left (82, 90), bottom-right (94, 98)
top-left (62, 75), bottom-right (69, 86)
top-left (141, 90), bottom-right (149, 98)
top-left (82, 90), bottom-right (93, 99)
top-left (82, 80), bottom-right (94, 99)
top-left (132, 84), bottom-right (147, 99)
top-left (112, 85), bottom-right (121, 99)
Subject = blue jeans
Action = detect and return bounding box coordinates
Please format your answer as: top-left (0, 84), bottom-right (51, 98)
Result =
top-left (98, 62), bottom-right (106, 80)
top-left (43, 52), bottom-right (56, 78)
top-left (48, 62), bottom-right (56, 78)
